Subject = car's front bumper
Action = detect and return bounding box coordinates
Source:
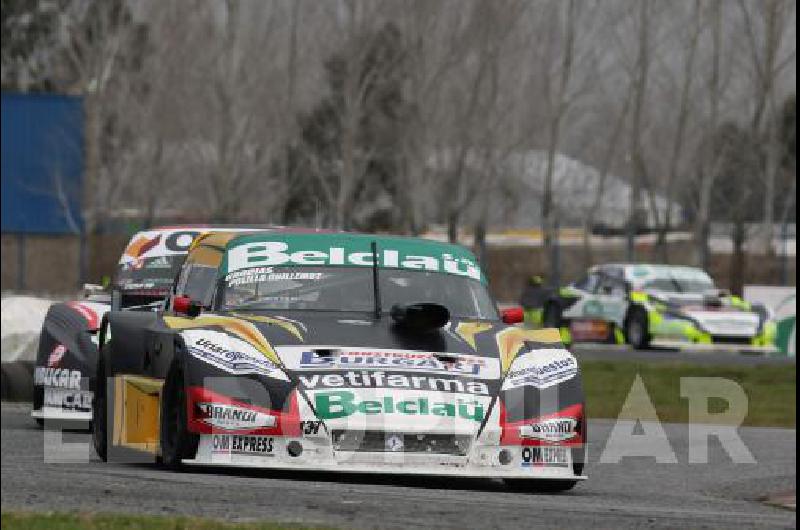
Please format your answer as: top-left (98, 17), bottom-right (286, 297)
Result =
top-left (184, 435), bottom-right (587, 480)
top-left (649, 313), bottom-right (777, 351)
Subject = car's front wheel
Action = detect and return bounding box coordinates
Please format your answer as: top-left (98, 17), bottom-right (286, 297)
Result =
top-left (159, 361), bottom-right (198, 470)
top-left (625, 307), bottom-right (651, 349)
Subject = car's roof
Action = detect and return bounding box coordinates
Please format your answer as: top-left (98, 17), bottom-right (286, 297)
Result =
top-left (186, 229), bottom-right (486, 283)
top-left (223, 230), bottom-right (472, 251)
top-left (596, 263), bottom-right (706, 271)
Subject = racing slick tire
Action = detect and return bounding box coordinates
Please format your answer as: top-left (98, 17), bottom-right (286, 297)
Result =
top-left (625, 306), bottom-right (651, 350)
top-left (92, 346), bottom-right (110, 462)
top-left (159, 358), bottom-right (198, 470)
top-left (543, 302), bottom-right (562, 328)
top-left (504, 479), bottom-right (578, 493)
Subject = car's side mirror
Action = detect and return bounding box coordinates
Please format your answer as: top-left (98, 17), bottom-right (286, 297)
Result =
top-left (501, 307), bottom-right (524, 324)
top-left (173, 295), bottom-right (201, 317)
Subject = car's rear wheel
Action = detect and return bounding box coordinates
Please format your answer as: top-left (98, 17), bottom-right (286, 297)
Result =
top-left (625, 307), bottom-right (651, 349)
top-left (159, 362), bottom-right (198, 470)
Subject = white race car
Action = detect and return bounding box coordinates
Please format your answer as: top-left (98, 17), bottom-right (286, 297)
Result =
top-left (93, 230), bottom-right (587, 491)
top-left (535, 263), bottom-right (776, 351)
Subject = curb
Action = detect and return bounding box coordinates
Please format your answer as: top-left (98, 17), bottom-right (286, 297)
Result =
top-left (0, 361), bottom-right (34, 401)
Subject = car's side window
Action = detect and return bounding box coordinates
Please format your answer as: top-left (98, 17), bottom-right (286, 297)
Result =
top-left (575, 273), bottom-right (600, 293)
top-left (178, 264), bottom-right (218, 307)
top-left (598, 274), bottom-right (627, 296)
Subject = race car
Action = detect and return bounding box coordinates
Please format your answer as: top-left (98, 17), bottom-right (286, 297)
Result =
top-left (532, 263), bottom-right (776, 351)
top-left (93, 230), bottom-right (586, 491)
top-left (31, 226), bottom-right (263, 425)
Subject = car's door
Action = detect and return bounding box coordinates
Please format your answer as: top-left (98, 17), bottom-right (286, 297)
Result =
top-left (562, 271), bottom-right (602, 319)
top-left (591, 270), bottom-right (629, 326)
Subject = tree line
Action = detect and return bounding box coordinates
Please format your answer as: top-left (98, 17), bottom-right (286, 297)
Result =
top-left (2, 0), bottom-right (796, 283)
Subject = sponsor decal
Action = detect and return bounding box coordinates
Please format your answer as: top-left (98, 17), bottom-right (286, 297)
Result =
top-left (521, 446), bottom-right (569, 467)
top-left (225, 239), bottom-right (484, 282)
top-left (212, 434), bottom-right (274, 456)
top-left (183, 330), bottom-right (288, 379)
top-left (519, 418), bottom-right (578, 442)
top-left (502, 349), bottom-right (578, 390)
top-left (34, 367), bottom-right (81, 390)
top-left (299, 371), bottom-right (490, 395)
top-left (300, 420), bottom-right (323, 436)
top-left (43, 388), bottom-right (92, 412)
top-left (47, 344), bottom-right (67, 368)
top-left (124, 233), bottom-right (163, 259)
top-left (570, 320), bottom-right (610, 342)
top-left (120, 230), bottom-right (202, 264)
top-left (225, 267), bottom-right (324, 287)
top-left (582, 300), bottom-right (605, 317)
top-left (313, 390), bottom-right (485, 422)
top-left (285, 347), bottom-right (493, 378)
top-left (196, 402), bottom-right (276, 431)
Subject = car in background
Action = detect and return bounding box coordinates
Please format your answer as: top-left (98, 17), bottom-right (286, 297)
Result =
top-left (93, 230), bottom-right (586, 491)
top-left (31, 226), bottom-right (264, 425)
top-left (532, 263), bottom-right (776, 351)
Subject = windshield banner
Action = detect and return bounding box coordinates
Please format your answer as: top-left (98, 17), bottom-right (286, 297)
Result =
top-left (223, 235), bottom-right (485, 282)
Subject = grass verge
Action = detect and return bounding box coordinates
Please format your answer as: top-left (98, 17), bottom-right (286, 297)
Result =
top-left (580, 359), bottom-right (796, 428)
top-left (0, 511), bottom-right (331, 530)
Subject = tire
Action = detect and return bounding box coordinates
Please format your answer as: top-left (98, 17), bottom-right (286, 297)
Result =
top-left (625, 306), bottom-right (651, 349)
top-left (92, 351), bottom-right (109, 462)
top-left (504, 479), bottom-right (578, 493)
top-left (159, 361), bottom-right (198, 470)
top-left (543, 302), bottom-right (562, 328)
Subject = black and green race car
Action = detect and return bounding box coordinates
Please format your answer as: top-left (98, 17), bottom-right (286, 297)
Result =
top-left (93, 230), bottom-right (586, 490)
top-left (525, 263), bottom-right (776, 351)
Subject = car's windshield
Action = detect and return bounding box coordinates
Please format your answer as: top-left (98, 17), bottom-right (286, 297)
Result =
top-left (219, 266), bottom-right (498, 320)
top-left (115, 255), bottom-right (184, 291)
top-left (639, 267), bottom-right (715, 294)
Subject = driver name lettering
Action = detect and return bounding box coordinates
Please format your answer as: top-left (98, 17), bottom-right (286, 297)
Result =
top-left (225, 267), bottom-right (323, 287)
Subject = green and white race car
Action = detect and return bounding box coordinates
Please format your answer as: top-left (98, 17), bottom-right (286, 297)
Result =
top-left (527, 264), bottom-right (776, 351)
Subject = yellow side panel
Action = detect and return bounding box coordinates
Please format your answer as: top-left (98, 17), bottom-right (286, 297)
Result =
top-left (113, 375), bottom-right (164, 455)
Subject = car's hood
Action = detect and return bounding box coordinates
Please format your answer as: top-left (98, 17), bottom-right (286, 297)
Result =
top-left (679, 308), bottom-right (761, 336)
top-left (645, 292), bottom-right (761, 335)
top-left (174, 311), bottom-right (580, 435)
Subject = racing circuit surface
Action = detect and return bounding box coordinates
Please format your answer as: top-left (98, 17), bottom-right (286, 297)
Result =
top-left (1, 402), bottom-right (795, 529)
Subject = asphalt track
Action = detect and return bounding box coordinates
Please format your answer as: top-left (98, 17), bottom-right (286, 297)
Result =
top-left (1, 402), bottom-right (795, 529)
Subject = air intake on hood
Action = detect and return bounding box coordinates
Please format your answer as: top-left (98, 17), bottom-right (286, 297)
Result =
top-left (390, 303), bottom-right (450, 332)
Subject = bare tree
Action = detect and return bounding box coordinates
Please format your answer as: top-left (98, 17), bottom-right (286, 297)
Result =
top-left (654, 0), bottom-right (703, 261)
top-left (539, 0), bottom-right (579, 284)
top-left (692, 0), bottom-right (724, 269)
top-left (625, 0), bottom-right (653, 262)
top-left (737, 0), bottom-right (795, 255)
